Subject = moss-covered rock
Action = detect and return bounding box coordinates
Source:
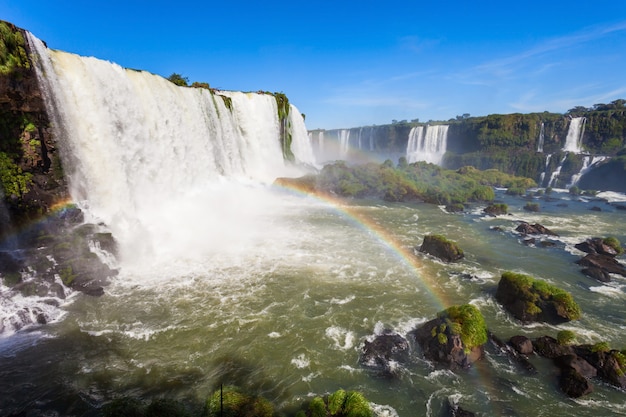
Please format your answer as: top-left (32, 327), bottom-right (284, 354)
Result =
top-left (419, 234), bottom-right (464, 262)
top-left (206, 386), bottom-right (273, 417)
top-left (495, 271), bottom-right (581, 324)
top-left (305, 389), bottom-right (373, 417)
top-left (410, 304), bottom-right (487, 369)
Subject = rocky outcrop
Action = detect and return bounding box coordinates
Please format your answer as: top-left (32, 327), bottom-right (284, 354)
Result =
top-left (418, 234), bottom-right (464, 262)
top-left (574, 237), bottom-right (626, 282)
top-left (515, 222), bottom-right (558, 236)
top-left (359, 329), bottom-right (410, 378)
top-left (495, 272), bottom-right (581, 324)
top-left (409, 304), bottom-right (486, 370)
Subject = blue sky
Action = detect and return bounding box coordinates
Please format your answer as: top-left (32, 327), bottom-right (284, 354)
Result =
top-left (3, 1), bottom-right (626, 129)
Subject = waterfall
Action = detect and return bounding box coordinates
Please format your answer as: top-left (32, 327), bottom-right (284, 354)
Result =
top-left (339, 129), bottom-right (350, 158)
top-left (406, 125), bottom-right (448, 165)
top-left (563, 117), bottom-right (586, 153)
top-left (27, 32), bottom-right (315, 267)
top-left (539, 154), bottom-right (552, 186)
top-left (537, 122), bottom-right (545, 153)
top-left (547, 155), bottom-right (568, 188)
top-left (567, 156), bottom-right (608, 188)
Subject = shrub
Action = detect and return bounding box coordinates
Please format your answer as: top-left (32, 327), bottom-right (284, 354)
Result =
top-left (557, 330), bottom-right (576, 345)
top-left (524, 202), bottom-right (540, 212)
top-left (307, 390), bottom-right (372, 417)
top-left (603, 236), bottom-right (624, 255)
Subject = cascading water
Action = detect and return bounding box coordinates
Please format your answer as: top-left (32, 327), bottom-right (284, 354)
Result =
top-left (406, 125), bottom-right (448, 165)
top-left (547, 155), bottom-right (568, 188)
top-left (563, 117), bottom-right (586, 153)
top-left (539, 154), bottom-right (552, 186)
top-left (567, 156), bottom-right (608, 188)
top-left (339, 129), bottom-right (351, 158)
top-left (27, 32), bottom-right (315, 270)
top-left (537, 122), bottom-right (545, 153)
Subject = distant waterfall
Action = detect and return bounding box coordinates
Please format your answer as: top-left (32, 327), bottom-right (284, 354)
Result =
top-left (27, 32), bottom-right (316, 264)
top-left (339, 129), bottom-right (351, 158)
top-left (563, 117), bottom-right (586, 153)
top-left (547, 155), bottom-right (568, 188)
top-left (406, 125), bottom-right (448, 165)
top-left (537, 122), bottom-right (545, 153)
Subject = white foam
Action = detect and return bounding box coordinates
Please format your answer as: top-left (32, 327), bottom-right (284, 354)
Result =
top-left (290, 353), bottom-right (310, 369)
top-left (325, 326), bottom-right (356, 350)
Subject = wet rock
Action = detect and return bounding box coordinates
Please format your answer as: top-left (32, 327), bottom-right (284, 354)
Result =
top-left (410, 316), bottom-right (483, 370)
top-left (509, 335), bottom-right (534, 355)
top-left (515, 222), bottom-right (558, 236)
top-left (359, 329), bottom-right (409, 377)
top-left (574, 346), bottom-right (626, 389)
top-left (419, 234), bottom-right (464, 263)
top-left (576, 253), bottom-right (626, 277)
top-left (555, 354), bottom-right (597, 379)
top-left (488, 332), bottom-right (536, 374)
top-left (532, 336), bottom-right (574, 359)
top-left (445, 401), bottom-right (476, 417)
top-left (581, 267), bottom-right (610, 282)
top-left (575, 238), bottom-right (618, 257)
top-left (559, 367), bottom-right (593, 398)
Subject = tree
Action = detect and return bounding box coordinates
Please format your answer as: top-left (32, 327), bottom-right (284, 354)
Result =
top-left (167, 73), bottom-right (188, 87)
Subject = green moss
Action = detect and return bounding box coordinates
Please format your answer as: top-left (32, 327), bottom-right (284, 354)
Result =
top-left (603, 236), bottom-right (624, 255)
top-left (0, 152), bottom-right (33, 197)
top-left (307, 390), bottom-right (372, 417)
top-left (437, 304), bottom-right (487, 351)
top-left (557, 330), bottom-right (577, 345)
top-left (344, 391), bottom-right (372, 417)
top-left (437, 332), bottom-right (448, 345)
top-left (499, 271), bottom-right (582, 321)
top-left (206, 386), bottom-right (273, 417)
top-left (220, 95), bottom-right (233, 111)
top-left (2, 271), bottom-right (22, 286)
top-left (59, 266), bottom-right (76, 286)
top-left (591, 341), bottom-right (610, 353)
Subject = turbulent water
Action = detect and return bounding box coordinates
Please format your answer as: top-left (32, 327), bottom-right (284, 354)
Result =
top-left (1, 35), bottom-right (626, 416)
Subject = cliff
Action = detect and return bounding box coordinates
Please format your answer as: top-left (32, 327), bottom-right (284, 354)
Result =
top-left (0, 21), bottom-right (68, 237)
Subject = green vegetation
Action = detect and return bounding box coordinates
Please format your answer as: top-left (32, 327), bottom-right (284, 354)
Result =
top-left (0, 151), bottom-right (33, 197)
top-left (206, 386), bottom-right (273, 417)
top-left (307, 389), bottom-right (373, 417)
top-left (524, 202), bottom-right (540, 212)
top-left (272, 92), bottom-right (295, 162)
top-left (557, 330), bottom-right (577, 345)
top-left (284, 160), bottom-right (533, 205)
top-left (603, 236), bottom-right (624, 255)
top-left (484, 203), bottom-right (508, 216)
top-left (498, 271), bottom-right (582, 321)
top-left (0, 21), bottom-right (30, 76)
top-left (167, 73), bottom-right (189, 87)
top-left (435, 304), bottom-right (488, 352)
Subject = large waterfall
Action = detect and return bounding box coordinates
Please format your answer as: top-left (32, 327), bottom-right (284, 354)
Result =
top-left (406, 125), bottom-right (448, 165)
top-left (27, 33), bottom-right (316, 269)
top-left (563, 117), bottom-right (586, 153)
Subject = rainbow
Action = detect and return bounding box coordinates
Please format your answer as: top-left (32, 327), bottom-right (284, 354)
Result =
top-left (272, 177), bottom-right (451, 310)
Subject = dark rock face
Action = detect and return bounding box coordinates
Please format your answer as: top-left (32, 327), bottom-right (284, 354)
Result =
top-left (0, 21), bottom-right (68, 234)
top-left (559, 368), bottom-right (594, 398)
top-left (419, 235), bottom-right (464, 263)
top-left (515, 222), bottom-right (558, 236)
top-left (359, 329), bottom-right (410, 377)
top-left (445, 401), bottom-right (476, 417)
top-left (532, 336), bottom-right (574, 359)
top-left (410, 317), bottom-right (482, 370)
top-left (488, 332), bottom-right (536, 374)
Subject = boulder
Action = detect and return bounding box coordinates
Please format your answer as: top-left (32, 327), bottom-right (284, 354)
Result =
top-left (555, 354), bottom-right (597, 379)
top-left (410, 305), bottom-right (487, 370)
top-left (359, 329), bottom-right (409, 377)
top-left (419, 234), bottom-right (464, 263)
top-left (532, 336), bottom-right (574, 359)
top-left (575, 238), bottom-right (618, 257)
top-left (559, 368), bottom-right (594, 398)
top-left (488, 332), bottom-right (536, 374)
top-left (495, 272), bottom-right (581, 324)
top-left (509, 335), bottom-right (534, 355)
top-left (515, 222), bottom-right (558, 236)
top-left (576, 253), bottom-right (626, 278)
top-left (574, 346), bottom-right (626, 389)
top-left (581, 267), bottom-right (610, 282)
